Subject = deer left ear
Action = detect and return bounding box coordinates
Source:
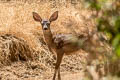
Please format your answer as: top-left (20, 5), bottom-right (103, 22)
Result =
top-left (33, 12), bottom-right (42, 22)
top-left (49, 11), bottom-right (58, 22)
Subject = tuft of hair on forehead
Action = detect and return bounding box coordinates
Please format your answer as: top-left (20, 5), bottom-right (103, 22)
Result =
top-left (41, 19), bottom-right (50, 23)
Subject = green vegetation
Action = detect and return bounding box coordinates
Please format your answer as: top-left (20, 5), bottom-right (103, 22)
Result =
top-left (84, 0), bottom-right (120, 57)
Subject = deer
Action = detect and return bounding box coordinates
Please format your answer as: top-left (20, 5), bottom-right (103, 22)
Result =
top-left (32, 11), bottom-right (109, 80)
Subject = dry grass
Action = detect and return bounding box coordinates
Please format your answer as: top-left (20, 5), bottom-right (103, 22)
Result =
top-left (0, 34), bottom-right (33, 67)
top-left (0, 0), bottom-right (91, 63)
top-left (0, 0), bottom-right (114, 80)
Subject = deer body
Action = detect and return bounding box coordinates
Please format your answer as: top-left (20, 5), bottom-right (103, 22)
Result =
top-left (53, 34), bottom-right (86, 54)
top-left (33, 11), bottom-right (106, 80)
top-left (44, 29), bottom-right (85, 55)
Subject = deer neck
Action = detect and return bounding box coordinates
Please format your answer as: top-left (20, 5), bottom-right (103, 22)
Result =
top-left (43, 28), bottom-right (54, 46)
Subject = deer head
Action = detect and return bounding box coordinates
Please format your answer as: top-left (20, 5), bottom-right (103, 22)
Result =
top-left (32, 11), bottom-right (58, 30)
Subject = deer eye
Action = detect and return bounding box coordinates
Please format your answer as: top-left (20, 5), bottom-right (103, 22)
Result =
top-left (41, 23), bottom-right (44, 25)
top-left (47, 23), bottom-right (50, 26)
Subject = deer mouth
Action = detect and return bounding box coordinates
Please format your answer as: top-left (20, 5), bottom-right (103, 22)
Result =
top-left (43, 27), bottom-right (48, 30)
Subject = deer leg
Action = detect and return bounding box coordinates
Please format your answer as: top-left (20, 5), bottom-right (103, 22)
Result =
top-left (52, 49), bottom-right (64, 80)
top-left (48, 46), bottom-right (57, 60)
top-left (53, 68), bottom-right (61, 80)
top-left (58, 67), bottom-right (61, 80)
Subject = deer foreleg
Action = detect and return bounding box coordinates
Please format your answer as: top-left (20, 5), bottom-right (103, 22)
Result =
top-left (53, 49), bottom-right (64, 80)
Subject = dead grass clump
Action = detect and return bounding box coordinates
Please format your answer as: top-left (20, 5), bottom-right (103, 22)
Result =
top-left (0, 34), bottom-right (33, 67)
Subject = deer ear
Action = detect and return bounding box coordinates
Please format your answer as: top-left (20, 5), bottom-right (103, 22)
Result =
top-left (33, 12), bottom-right (42, 22)
top-left (49, 11), bottom-right (58, 22)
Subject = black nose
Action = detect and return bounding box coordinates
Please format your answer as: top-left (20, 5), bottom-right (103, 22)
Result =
top-left (44, 28), bottom-right (48, 30)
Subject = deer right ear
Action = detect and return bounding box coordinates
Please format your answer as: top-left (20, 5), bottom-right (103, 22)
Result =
top-left (33, 12), bottom-right (42, 22)
top-left (49, 11), bottom-right (58, 22)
